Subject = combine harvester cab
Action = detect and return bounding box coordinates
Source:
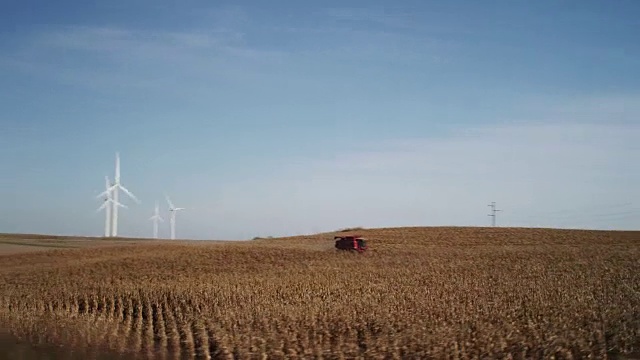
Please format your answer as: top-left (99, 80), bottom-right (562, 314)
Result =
top-left (334, 235), bottom-right (368, 253)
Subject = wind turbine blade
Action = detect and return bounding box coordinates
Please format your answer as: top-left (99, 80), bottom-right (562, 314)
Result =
top-left (119, 185), bottom-right (140, 203)
top-left (115, 152), bottom-right (120, 182)
top-left (111, 200), bottom-right (128, 209)
top-left (165, 195), bottom-right (175, 209)
top-left (96, 182), bottom-right (114, 198)
top-left (96, 190), bottom-right (110, 199)
top-left (175, 207), bottom-right (186, 211)
top-left (96, 201), bottom-right (108, 212)
top-left (97, 184), bottom-right (117, 199)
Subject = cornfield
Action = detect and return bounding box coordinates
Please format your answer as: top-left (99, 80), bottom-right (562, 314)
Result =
top-left (0, 227), bottom-right (639, 359)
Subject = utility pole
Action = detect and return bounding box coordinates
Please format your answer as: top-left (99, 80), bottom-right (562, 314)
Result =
top-left (488, 201), bottom-right (502, 227)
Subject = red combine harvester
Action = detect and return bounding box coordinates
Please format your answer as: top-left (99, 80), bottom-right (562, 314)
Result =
top-left (334, 235), bottom-right (368, 253)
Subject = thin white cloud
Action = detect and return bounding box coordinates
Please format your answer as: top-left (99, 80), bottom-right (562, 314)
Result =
top-left (323, 7), bottom-right (420, 30)
top-left (550, 94), bottom-right (640, 124)
top-left (2, 6), bottom-right (452, 93)
top-left (35, 25), bottom-right (251, 57)
top-left (3, 23), bottom-right (290, 92)
top-left (318, 6), bottom-right (475, 42)
top-left (199, 100), bottom-right (640, 238)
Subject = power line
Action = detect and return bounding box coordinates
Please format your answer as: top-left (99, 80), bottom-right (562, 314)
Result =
top-left (510, 202), bottom-right (636, 221)
top-left (556, 211), bottom-right (640, 228)
top-left (487, 201), bottom-right (502, 227)
top-left (510, 208), bottom-right (640, 226)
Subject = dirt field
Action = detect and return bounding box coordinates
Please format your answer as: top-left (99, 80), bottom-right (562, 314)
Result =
top-left (0, 227), bottom-right (639, 359)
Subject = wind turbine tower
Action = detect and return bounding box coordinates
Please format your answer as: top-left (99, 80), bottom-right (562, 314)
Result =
top-left (166, 195), bottom-right (185, 240)
top-left (110, 152), bottom-right (140, 237)
top-left (149, 201), bottom-right (164, 239)
top-left (96, 176), bottom-right (127, 237)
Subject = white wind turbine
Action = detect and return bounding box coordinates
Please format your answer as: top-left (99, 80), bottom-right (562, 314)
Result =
top-left (109, 152), bottom-right (140, 237)
top-left (96, 176), bottom-right (127, 237)
top-left (166, 195), bottom-right (185, 240)
top-left (149, 201), bottom-right (164, 239)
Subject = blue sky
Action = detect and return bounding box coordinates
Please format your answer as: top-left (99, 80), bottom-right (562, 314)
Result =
top-left (1, 0), bottom-right (639, 240)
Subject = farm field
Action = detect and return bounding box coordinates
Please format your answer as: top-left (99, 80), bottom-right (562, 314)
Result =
top-left (0, 233), bottom-right (157, 255)
top-left (0, 227), bottom-right (639, 359)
